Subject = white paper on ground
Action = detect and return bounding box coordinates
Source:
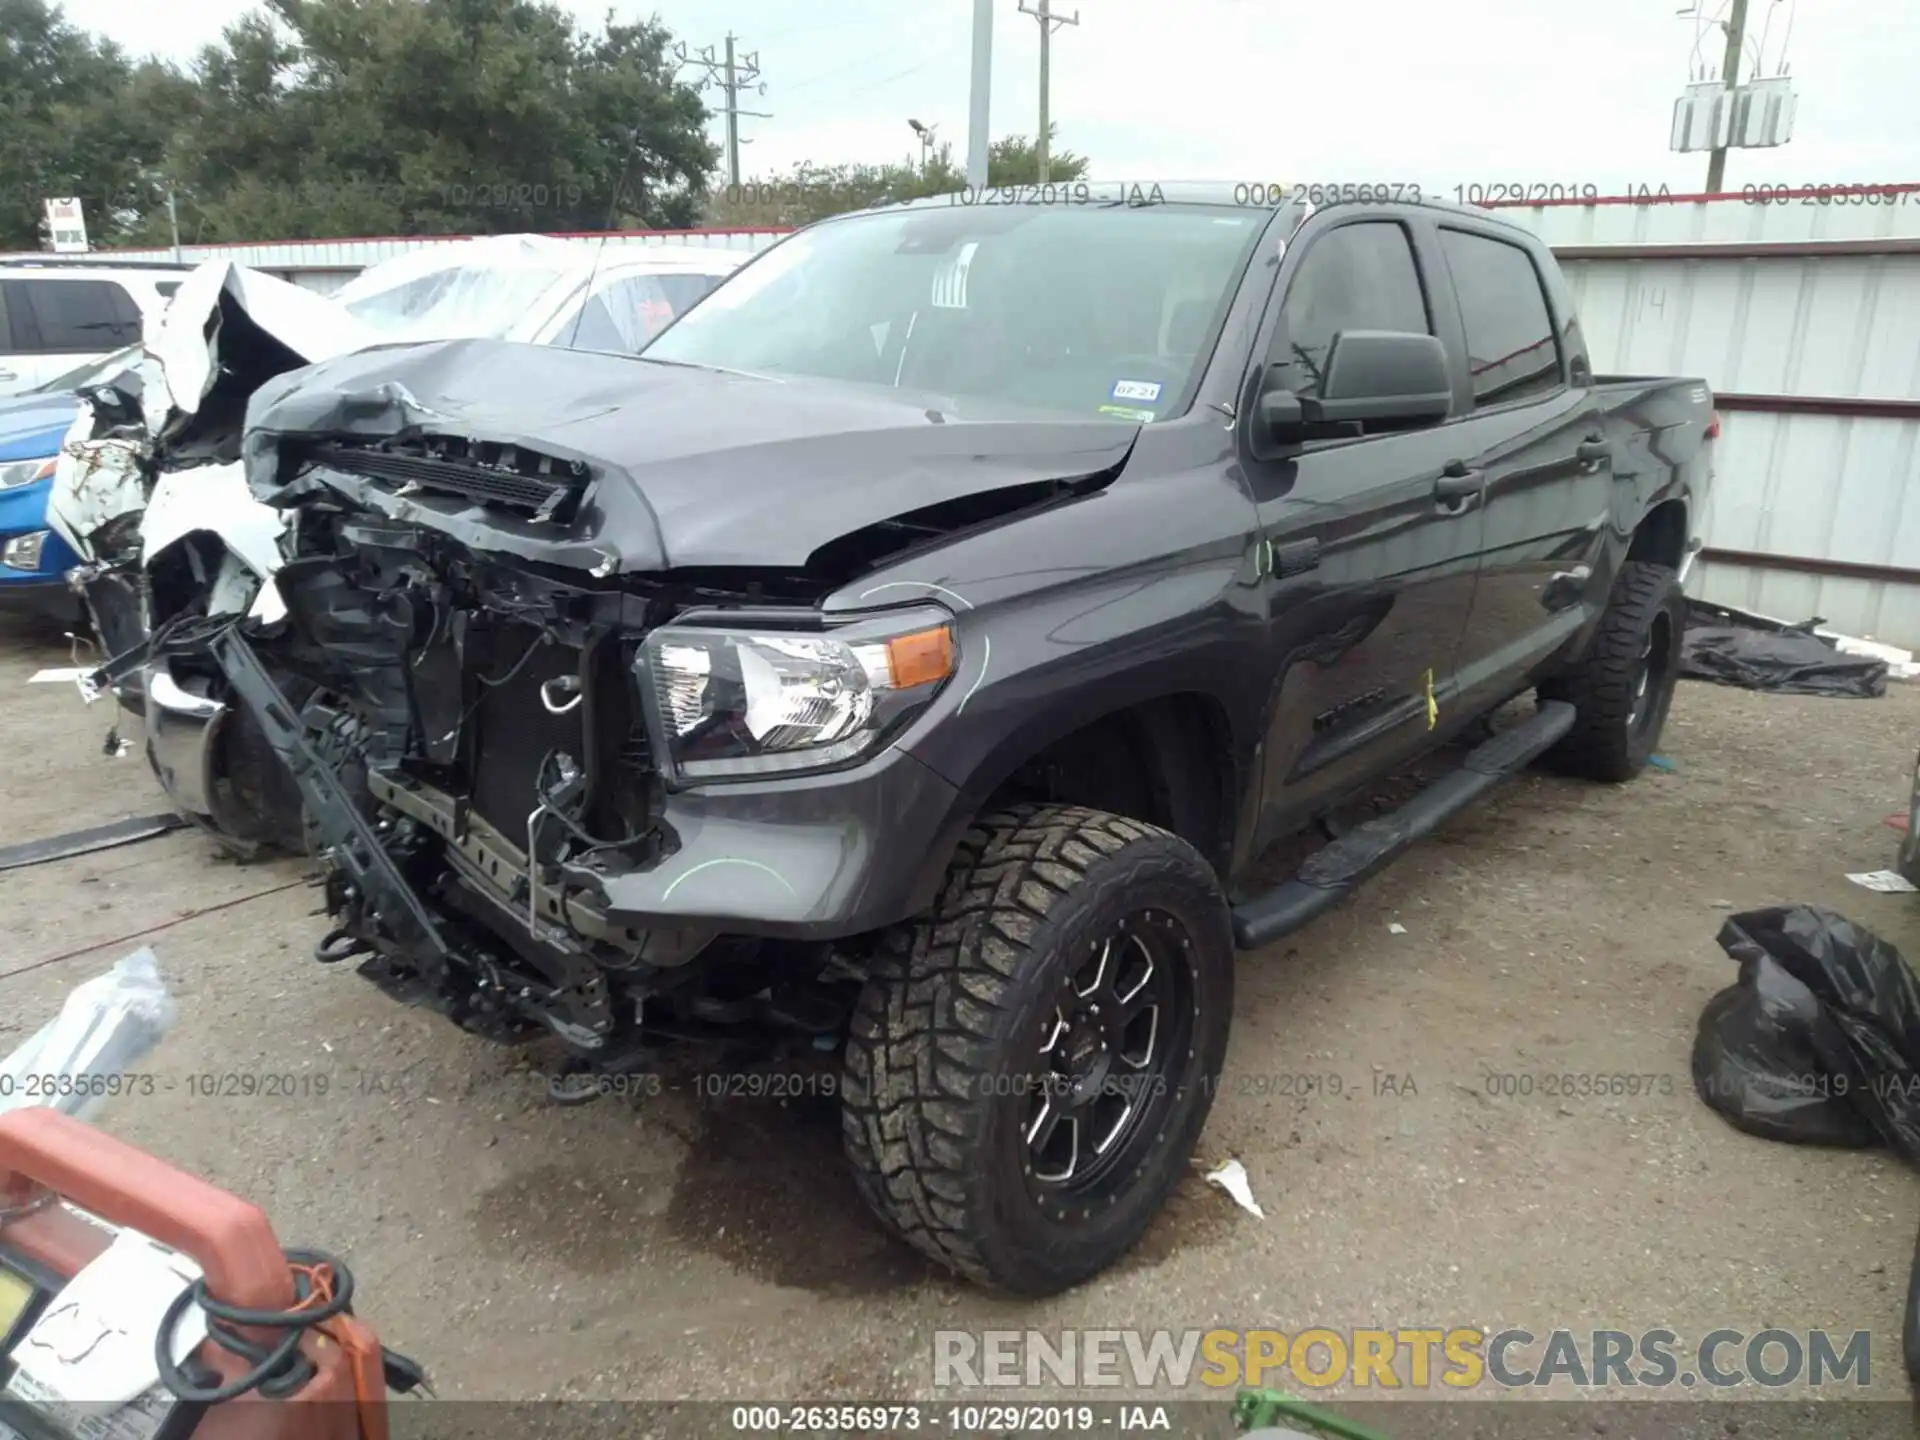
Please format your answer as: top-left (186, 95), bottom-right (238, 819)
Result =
top-left (1204, 1158), bottom-right (1266, 1219)
top-left (1847, 870), bottom-right (1920, 894)
top-left (28, 668), bottom-right (89, 684)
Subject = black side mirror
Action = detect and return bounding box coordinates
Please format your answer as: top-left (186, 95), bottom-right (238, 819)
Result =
top-left (1317, 330), bottom-right (1453, 424)
top-left (1257, 330), bottom-right (1453, 449)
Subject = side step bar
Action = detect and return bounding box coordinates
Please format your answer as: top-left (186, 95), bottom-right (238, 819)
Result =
top-left (1231, 700), bottom-right (1576, 951)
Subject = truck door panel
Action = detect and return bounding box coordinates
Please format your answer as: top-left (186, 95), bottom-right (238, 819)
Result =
top-left (1430, 227), bottom-right (1614, 710)
top-left (1240, 217), bottom-right (1482, 849)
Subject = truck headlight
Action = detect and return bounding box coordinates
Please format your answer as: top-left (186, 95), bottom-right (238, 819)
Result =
top-left (640, 608), bottom-right (957, 780)
top-left (0, 457), bottom-right (56, 491)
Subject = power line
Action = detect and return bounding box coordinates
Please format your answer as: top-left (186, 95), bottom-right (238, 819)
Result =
top-left (673, 34), bottom-right (771, 189)
top-left (836, 57), bottom-right (943, 104)
top-left (1016, 0), bottom-right (1079, 184)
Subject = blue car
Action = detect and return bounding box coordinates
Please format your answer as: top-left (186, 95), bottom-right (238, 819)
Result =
top-left (0, 347), bottom-right (138, 624)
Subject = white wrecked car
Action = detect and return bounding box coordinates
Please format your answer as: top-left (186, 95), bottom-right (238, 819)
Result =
top-left (46, 262), bottom-right (381, 853)
top-left (48, 239), bottom-right (741, 855)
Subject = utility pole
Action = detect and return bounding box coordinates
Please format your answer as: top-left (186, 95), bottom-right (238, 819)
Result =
top-left (166, 187), bottom-right (181, 262)
top-left (1703, 0), bottom-right (1749, 193)
top-left (723, 35), bottom-right (741, 188)
top-left (672, 36), bottom-right (769, 190)
top-left (1017, 0), bottom-right (1078, 183)
top-left (967, 0), bottom-right (992, 189)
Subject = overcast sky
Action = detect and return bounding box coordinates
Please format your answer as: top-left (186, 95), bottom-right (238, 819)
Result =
top-left (61, 0), bottom-right (1920, 194)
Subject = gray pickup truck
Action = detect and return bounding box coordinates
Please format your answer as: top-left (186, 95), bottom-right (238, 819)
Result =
top-left (102, 186), bottom-right (1716, 1294)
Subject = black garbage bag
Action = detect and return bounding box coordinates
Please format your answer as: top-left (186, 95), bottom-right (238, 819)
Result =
top-left (1712, 906), bottom-right (1920, 1154)
top-left (1680, 623), bottom-right (1889, 697)
top-left (1693, 906), bottom-right (1920, 1383)
top-left (1691, 980), bottom-right (1880, 1148)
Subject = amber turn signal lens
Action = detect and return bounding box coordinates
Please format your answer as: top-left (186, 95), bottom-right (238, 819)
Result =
top-left (885, 626), bottom-right (956, 689)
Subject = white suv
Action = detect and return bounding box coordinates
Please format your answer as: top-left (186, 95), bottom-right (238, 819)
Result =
top-left (0, 259), bottom-right (191, 397)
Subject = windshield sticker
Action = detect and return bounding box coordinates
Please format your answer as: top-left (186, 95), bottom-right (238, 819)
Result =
top-left (1098, 404), bottom-right (1157, 422)
top-left (931, 241), bottom-right (979, 309)
top-left (1111, 380), bottom-right (1162, 402)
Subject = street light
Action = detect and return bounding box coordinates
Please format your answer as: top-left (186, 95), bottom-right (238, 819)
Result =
top-left (908, 118), bottom-right (937, 175)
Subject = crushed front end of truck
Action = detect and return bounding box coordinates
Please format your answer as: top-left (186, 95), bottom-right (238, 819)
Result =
top-left (108, 335), bottom-right (1051, 1064)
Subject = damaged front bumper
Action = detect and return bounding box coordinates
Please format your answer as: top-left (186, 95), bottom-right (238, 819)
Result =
top-left (147, 591), bottom-right (972, 1050)
top-left (537, 743), bottom-right (964, 936)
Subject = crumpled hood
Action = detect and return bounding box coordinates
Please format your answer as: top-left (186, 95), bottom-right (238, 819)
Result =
top-left (243, 337), bottom-right (1138, 573)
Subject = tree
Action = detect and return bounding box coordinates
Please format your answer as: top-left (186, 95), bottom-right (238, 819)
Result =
top-left (0, 0), bottom-right (190, 250)
top-left (149, 0), bottom-right (717, 242)
top-left (985, 127), bottom-right (1088, 186)
top-left (702, 129), bottom-right (1095, 228)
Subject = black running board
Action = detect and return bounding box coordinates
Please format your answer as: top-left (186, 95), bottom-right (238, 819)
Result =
top-left (1231, 700), bottom-right (1576, 950)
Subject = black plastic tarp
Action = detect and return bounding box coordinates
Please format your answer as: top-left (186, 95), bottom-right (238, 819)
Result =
top-left (1692, 906), bottom-right (1920, 1381)
top-left (1680, 601), bottom-right (1889, 698)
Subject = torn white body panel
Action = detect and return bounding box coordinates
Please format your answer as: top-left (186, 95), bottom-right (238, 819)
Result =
top-left (152, 260), bottom-right (381, 425)
top-left (45, 404), bottom-right (151, 561)
top-left (143, 463), bottom-right (291, 623)
top-left (52, 259), bottom-right (374, 574)
top-left (141, 463), bottom-right (285, 579)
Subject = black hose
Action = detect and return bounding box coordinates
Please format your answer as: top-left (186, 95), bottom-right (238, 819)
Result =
top-left (154, 1247), bottom-right (356, 1405)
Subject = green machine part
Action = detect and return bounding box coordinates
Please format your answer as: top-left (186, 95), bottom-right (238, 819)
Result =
top-left (1233, 1387), bottom-right (1395, 1440)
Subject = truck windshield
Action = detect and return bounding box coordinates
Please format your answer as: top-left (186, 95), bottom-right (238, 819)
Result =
top-left (641, 203), bottom-right (1265, 422)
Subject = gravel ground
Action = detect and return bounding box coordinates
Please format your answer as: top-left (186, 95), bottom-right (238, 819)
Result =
top-left (4, 613), bottom-right (1920, 1431)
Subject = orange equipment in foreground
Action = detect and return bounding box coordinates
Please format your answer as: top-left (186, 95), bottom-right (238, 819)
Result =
top-left (0, 1106), bottom-right (424, 1440)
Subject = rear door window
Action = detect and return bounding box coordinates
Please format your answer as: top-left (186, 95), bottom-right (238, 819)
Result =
top-left (6, 278), bottom-right (144, 353)
top-left (1437, 229), bottom-right (1562, 407)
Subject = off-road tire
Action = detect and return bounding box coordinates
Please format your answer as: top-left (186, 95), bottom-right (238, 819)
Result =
top-left (841, 803), bottom-right (1233, 1295)
top-left (1540, 560), bottom-right (1684, 782)
top-left (1897, 747), bottom-right (1920, 888)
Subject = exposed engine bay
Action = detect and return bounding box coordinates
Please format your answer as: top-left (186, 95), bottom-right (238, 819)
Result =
top-left (120, 498), bottom-right (888, 1061)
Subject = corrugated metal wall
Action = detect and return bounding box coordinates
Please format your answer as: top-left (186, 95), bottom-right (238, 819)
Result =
top-left (1494, 194), bottom-right (1920, 644)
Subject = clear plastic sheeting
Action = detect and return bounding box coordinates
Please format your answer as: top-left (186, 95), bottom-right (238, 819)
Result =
top-left (333, 233), bottom-right (739, 351)
top-left (0, 948), bottom-right (177, 1123)
top-left (1689, 906), bottom-right (1920, 1382)
top-left (334, 234), bottom-right (583, 341)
